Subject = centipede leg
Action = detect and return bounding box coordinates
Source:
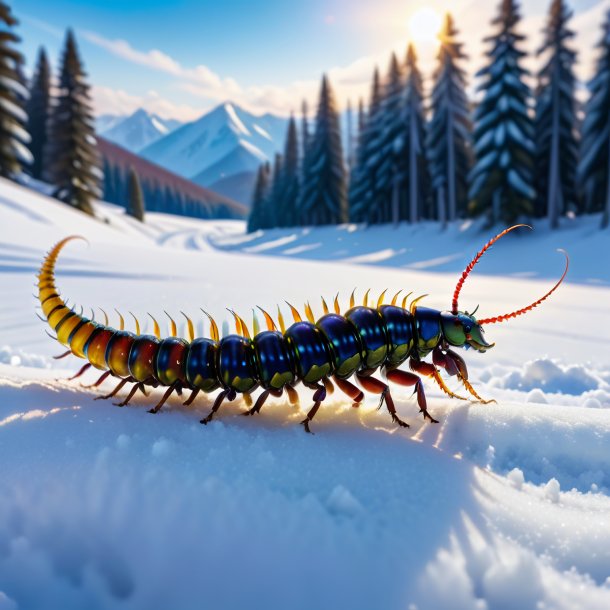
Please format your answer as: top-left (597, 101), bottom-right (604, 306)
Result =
top-left (333, 376), bottom-right (364, 407)
top-left (67, 362), bottom-right (91, 381)
top-left (300, 382), bottom-right (327, 434)
top-left (357, 373), bottom-right (410, 428)
top-left (94, 378), bottom-right (128, 401)
top-left (114, 383), bottom-right (145, 407)
top-left (53, 349), bottom-right (72, 360)
top-left (285, 384), bottom-right (299, 407)
top-left (183, 388), bottom-right (200, 406)
top-left (148, 382), bottom-right (179, 414)
top-left (201, 388), bottom-right (237, 425)
top-left (243, 388), bottom-right (282, 416)
top-left (83, 370), bottom-right (111, 389)
top-left (386, 367), bottom-right (439, 424)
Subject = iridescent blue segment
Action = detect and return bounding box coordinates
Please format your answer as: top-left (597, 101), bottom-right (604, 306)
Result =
top-left (379, 305), bottom-right (414, 366)
top-left (217, 335), bottom-right (258, 392)
top-left (316, 313), bottom-right (363, 378)
top-left (413, 306), bottom-right (442, 357)
top-left (186, 337), bottom-right (220, 392)
top-left (155, 337), bottom-right (189, 386)
top-left (345, 306), bottom-right (388, 370)
top-left (284, 321), bottom-right (333, 383)
top-left (128, 334), bottom-right (159, 383)
top-left (252, 330), bottom-right (295, 390)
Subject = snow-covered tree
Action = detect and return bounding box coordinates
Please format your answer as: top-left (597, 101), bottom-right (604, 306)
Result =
top-left (535, 0), bottom-right (579, 227)
top-left (428, 13), bottom-right (472, 225)
top-left (299, 75), bottom-right (347, 226)
top-left (279, 116), bottom-right (299, 227)
top-left (26, 47), bottom-right (51, 180)
top-left (469, 0), bottom-right (535, 224)
top-left (126, 167), bottom-right (145, 222)
top-left (0, 2), bottom-right (31, 179)
top-left (349, 66), bottom-right (382, 222)
top-left (579, 10), bottom-right (610, 228)
top-left (396, 44), bottom-right (430, 223)
top-left (248, 162), bottom-right (271, 233)
top-left (45, 30), bottom-right (101, 215)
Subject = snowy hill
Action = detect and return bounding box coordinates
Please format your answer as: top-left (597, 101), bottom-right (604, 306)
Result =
top-left (141, 102), bottom-right (288, 191)
top-left (100, 108), bottom-right (182, 153)
top-left (1, 178), bottom-right (610, 609)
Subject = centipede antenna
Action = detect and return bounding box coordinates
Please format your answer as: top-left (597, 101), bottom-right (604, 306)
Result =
top-left (391, 289), bottom-right (402, 306)
top-left (401, 292), bottom-right (413, 310)
top-left (285, 301), bottom-right (302, 323)
top-left (334, 293), bottom-right (341, 314)
top-left (164, 311), bottom-right (177, 337)
top-left (452, 224), bottom-right (531, 314)
top-left (181, 311), bottom-right (195, 341)
top-left (114, 309), bottom-right (125, 331)
top-left (252, 309), bottom-right (260, 335)
top-left (321, 296), bottom-right (330, 315)
top-left (257, 306), bottom-right (277, 331)
top-left (201, 309), bottom-right (219, 341)
top-left (466, 304), bottom-right (480, 317)
top-left (362, 288), bottom-right (370, 307)
top-left (478, 249), bottom-right (569, 326)
top-left (129, 312), bottom-right (141, 335)
top-left (277, 306), bottom-right (286, 333)
top-left (349, 289), bottom-right (356, 308)
top-left (100, 308), bottom-right (109, 326)
top-left (377, 289), bottom-right (387, 308)
top-left (148, 313), bottom-right (161, 339)
top-left (304, 302), bottom-right (315, 324)
top-left (410, 294), bottom-right (428, 315)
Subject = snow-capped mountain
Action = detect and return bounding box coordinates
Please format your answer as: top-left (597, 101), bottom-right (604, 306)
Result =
top-left (100, 109), bottom-right (182, 153)
top-left (96, 113), bottom-right (124, 134)
top-left (141, 102), bottom-right (288, 190)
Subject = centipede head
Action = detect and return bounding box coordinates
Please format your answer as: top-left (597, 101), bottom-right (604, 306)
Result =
top-left (441, 225), bottom-right (569, 354)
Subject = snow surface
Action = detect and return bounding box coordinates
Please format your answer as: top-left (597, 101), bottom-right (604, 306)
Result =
top-left (1, 178), bottom-right (610, 609)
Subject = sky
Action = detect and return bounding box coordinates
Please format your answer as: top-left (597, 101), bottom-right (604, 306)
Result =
top-left (14, 0), bottom-right (610, 122)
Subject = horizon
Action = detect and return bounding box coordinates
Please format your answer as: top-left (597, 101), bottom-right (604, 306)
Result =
top-left (16, 0), bottom-right (609, 122)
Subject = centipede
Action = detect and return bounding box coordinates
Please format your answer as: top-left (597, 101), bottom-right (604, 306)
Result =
top-left (36, 225), bottom-right (568, 433)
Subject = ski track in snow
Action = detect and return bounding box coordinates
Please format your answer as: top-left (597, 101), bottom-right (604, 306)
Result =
top-left (0, 178), bottom-right (610, 609)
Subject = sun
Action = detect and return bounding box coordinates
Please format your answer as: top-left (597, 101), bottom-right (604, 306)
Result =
top-left (408, 7), bottom-right (443, 44)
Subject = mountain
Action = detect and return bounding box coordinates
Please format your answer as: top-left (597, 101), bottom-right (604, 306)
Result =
top-left (96, 113), bottom-right (124, 134)
top-left (140, 102), bottom-right (288, 191)
top-left (101, 109), bottom-right (182, 153)
top-left (208, 171), bottom-right (258, 208)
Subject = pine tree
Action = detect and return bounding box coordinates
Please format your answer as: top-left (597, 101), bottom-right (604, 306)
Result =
top-left (126, 167), bottom-right (145, 222)
top-left (301, 99), bottom-right (310, 164)
top-left (299, 75), bottom-right (347, 226)
top-left (535, 0), bottom-right (578, 227)
top-left (26, 47), bottom-right (51, 180)
top-left (279, 116), bottom-right (300, 227)
top-left (45, 29), bottom-right (101, 215)
top-left (349, 66), bottom-right (382, 222)
top-left (579, 10), bottom-right (610, 228)
top-left (248, 162), bottom-right (271, 232)
top-left (428, 13), bottom-right (472, 225)
top-left (469, 0), bottom-right (535, 224)
top-left (0, 2), bottom-right (31, 179)
top-left (396, 44), bottom-right (429, 223)
top-left (269, 152), bottom-right (283, 227)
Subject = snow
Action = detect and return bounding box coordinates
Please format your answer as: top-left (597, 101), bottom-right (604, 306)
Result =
top-left (1, 177), bottom-right (610, 609)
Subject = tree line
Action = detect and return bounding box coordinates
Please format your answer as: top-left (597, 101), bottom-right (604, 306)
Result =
top-left (249, 0), bottom-right (610, 231)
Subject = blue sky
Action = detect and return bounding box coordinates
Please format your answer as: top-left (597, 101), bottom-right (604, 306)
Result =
top-left (15, 0), bottom-right (610, 121)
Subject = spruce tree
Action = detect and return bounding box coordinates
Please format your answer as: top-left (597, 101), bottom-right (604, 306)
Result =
top-left (579, 10), bottom-right (610, 227)
top-left (428, 13), bottom-right (472, 225)
top-left (0, 2), bottom-right (31, 179)
top-left (26, 47), bottom-right (51, 180)
top-left (300, 99), bottom-right (310, 164)
top-left (269, 152), bottom-right (283, 227)
top-left (248, 162), bottom-right (271, 232)
top-left (45, 29), bottom-right (101, 215)
top-left (535, 0), bottom-right (578, 227)
top-left (469, 0), bottom-right (535, 224)
top-left (396, 44), bottom-right (429, 223)
top-left (279, 116), bottom-right (299, 227)
top-left (349, 67), bottom-right (382, 222)
top-left (299, 75), bottom-right (347, 226)
top-left (126, 167), bottom-right (145, 222)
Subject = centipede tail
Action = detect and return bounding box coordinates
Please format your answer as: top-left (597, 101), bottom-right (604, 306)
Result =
top-left (38, 228), bottom-right (567, 432)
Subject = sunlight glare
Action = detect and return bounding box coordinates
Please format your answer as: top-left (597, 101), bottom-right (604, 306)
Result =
top-left (408, 7), bottom-right (443, 44)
